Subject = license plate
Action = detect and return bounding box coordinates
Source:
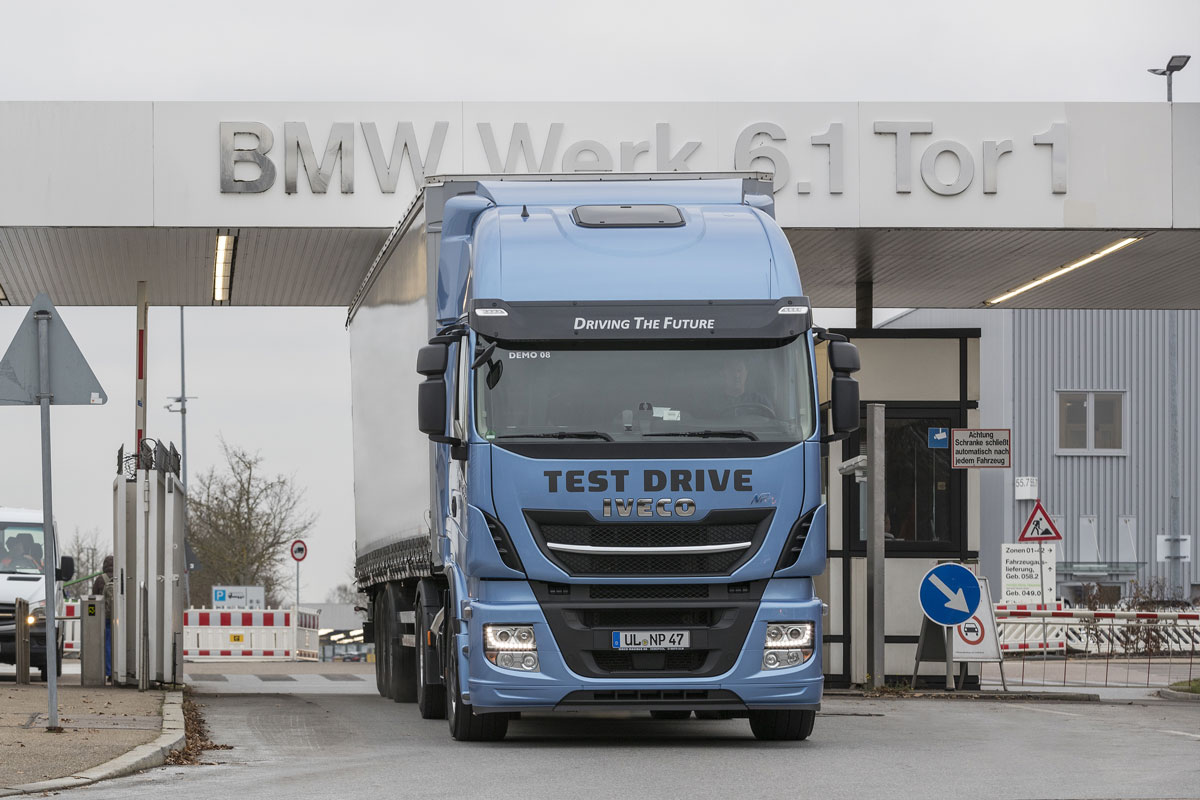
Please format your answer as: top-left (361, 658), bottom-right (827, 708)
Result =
top-left (612, 630), bottom-right (690, 650)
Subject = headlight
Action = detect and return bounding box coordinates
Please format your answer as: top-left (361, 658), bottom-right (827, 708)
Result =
top-left (762, 622), bottom-right (814, 670)
top-left (483, 624), bottom-right (540, 672)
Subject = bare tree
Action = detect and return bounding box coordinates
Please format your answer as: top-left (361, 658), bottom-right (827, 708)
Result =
top-left (63, 526), bottom-right (109, 601)
top-left (326, 582), bottom-right (366, 605)
top-left (187, 441), bottom-right (316, 607)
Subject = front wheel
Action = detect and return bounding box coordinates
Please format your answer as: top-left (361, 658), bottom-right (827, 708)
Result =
top-left (748, 709), bottom-right (815, 741)
top-left (446, 626), bottom-right (508, 741)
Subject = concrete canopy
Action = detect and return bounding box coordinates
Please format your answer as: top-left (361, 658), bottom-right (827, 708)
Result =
top-left (0, 102), bottom-right (1196, 309)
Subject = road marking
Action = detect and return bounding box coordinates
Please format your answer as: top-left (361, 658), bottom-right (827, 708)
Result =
top-left (1157, 729), bottom-right (1200, 740)
top-left (1010, 704), bottom-right (1081, 717)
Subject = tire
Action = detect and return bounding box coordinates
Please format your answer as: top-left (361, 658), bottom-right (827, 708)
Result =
top-left (748, 709), bottom-right (816, 741)
top-left (415, 589), bottom-right (446, 720)
top-left (390, 603), bottom-right (417, 703)
top-left (650, 710), bottom-right (692, 720)
top-left (373, 596), bottom-right (386, 696)
top-left (445, 611), bottom-right (508, 742)
top-left (378, 592), bottom-right (394, 699)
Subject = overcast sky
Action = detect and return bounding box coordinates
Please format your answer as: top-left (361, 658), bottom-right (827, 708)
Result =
top-left (0, 1), bottom-right (1195, 603)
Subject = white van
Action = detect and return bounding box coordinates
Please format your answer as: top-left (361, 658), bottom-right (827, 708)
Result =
top-left (0, 507), bottom-right (75, 680)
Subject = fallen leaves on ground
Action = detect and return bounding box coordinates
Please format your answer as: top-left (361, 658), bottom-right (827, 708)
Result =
top-left (164, 693), bottom-right (232, 766)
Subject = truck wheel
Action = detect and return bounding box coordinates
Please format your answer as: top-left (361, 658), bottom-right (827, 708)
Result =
top-left (389, 590), bottom-right (417, 703)
top-left (373, 596), bottom-right (386, 695)
top-left (415, 590), bottom-right (446, 719)
top-left (446, 628), bottom-right (507, 742)
top-left (748, 709), bottom-right (815, 741)
top-left (378, 592), bottom-right (394, 699)
top-left (650, 710), bottom-right (692, 720)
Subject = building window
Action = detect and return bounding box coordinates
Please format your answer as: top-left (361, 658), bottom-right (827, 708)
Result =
top-left (1056, 391), bottom-right (1124, 454)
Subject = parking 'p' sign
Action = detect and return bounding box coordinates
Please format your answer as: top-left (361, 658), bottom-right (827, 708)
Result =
top-left (290, 539), bottom-right (308, 562)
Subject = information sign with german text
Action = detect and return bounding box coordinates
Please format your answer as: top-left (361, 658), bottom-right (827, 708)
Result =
top-left (951, 428), bottom-right (1011, 468)
top-left (1001, 543), bottom-right (1056, 604)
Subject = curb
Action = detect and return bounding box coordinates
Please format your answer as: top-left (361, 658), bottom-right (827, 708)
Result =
top-left (0, 690), bottom-right (185, 796)
top-left (827, 689), bottom-right (1101, 702)
top-left (1158, 687), bottom-right (1200, 703)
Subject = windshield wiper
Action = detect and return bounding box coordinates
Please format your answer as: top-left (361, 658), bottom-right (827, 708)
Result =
top-left (642, 429), bottom-right (760, 441)
top-left (495, 431), bottom-right (615, 442)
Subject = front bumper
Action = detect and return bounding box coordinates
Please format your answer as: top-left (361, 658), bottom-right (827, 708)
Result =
top-left (0, 623), bottom-right (49, 668)
top-left (458, 578), bottom-right (823, 713)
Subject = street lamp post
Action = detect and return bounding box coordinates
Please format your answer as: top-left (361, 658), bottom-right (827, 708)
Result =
top-left (1147, 55), bottom-right (1190, 101)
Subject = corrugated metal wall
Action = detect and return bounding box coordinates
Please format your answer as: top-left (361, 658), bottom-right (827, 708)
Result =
top-left (1012, 310), bottom-right (1199, 590)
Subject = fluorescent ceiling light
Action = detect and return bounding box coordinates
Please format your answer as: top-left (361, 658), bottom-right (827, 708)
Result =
top-left (984, 237), bottom-right (1141, 306)
top-left (213, 234), bottom-right (236, 304)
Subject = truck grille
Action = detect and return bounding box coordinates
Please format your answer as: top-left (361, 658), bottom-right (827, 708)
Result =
top-left (590, 650), bottom-right (708, 673)
top-left (526, 509), bottom-right (772, 577)
top-left (0, 603), bottom-right (13, 624)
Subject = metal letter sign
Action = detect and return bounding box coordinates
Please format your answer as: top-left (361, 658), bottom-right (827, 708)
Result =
top-left (918, 563), bottom-right (982, 627)
top-left (291, 540), bottom-right (308, 562)
top-left (1018, 500), bottom-right (1063, 542)
top-left (0, 293), bottom-right (107, 733)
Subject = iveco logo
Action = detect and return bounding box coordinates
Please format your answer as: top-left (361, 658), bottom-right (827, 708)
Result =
top-left (601, 498), bottom-right (697, 518)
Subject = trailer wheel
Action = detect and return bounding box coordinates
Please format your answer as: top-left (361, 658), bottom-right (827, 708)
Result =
top-left (748, 709), bottom-right (815, 741)
top-left (389, 589), bottom-right (416, 703)
top-left (445, 609), bottom-right (507, 742)
top-left (415, 588), bottom-right (446, 719)
top-left (377, 592), bottom-right (394, 699)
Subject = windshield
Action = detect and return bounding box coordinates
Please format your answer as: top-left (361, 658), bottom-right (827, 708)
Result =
top-left (1, 523), bottom-right (45, 574)
top-left (475, 337), bottom-right (815, 443)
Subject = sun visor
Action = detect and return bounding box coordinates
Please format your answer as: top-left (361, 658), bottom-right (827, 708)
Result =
top-left (470, 297), bottom-right (811, 342)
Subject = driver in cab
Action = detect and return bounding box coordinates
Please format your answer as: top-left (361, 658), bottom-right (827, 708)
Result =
top-left (699, 355), bottom-right (773, 419)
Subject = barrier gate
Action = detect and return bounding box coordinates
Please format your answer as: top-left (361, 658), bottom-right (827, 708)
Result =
top-left (183, 608), bottom-right (320, 660)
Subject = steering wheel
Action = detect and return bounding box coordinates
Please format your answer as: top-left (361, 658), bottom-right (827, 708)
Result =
top-left (728, 402), bottom-right (777, 419)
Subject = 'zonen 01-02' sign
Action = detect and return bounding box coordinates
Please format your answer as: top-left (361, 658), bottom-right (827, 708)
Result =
top-left (220, 120), bottom-right (1069, 197)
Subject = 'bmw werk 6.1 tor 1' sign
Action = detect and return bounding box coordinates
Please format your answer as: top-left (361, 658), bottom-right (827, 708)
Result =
top-left (918, 563), bottom-right (982, 627)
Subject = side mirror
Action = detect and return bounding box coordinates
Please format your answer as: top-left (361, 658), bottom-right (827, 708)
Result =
top-left (416, 343), bottom-right (449, 376)
top-left (418, 379), bottom-right (448, 437)
top-left (826, 340), bottom-right (861, 439)
top-left (58, 555), bottom-right (75, 583)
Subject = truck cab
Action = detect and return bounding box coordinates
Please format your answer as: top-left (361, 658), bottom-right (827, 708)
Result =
top-left (0, 507), bottom-right (74, 679)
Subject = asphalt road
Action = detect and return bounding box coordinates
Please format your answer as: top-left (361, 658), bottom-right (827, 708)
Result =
top-left (66, 686), bottom-right (1199, 800)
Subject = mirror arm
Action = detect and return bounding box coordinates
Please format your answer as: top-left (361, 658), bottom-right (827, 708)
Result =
top-left (813, 326), bottom-right (848, 343)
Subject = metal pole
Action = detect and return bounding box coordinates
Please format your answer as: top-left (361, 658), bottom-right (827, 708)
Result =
top-left (1167, 72), bottom-right (1174, 103)
top-left (945, 626), bottom-right (955, 690)
top-left (35, 309), bottom-right (59, 729)
top-left (296, 559), bottom-right (300, 612)
top-left (1168, 311), bottom-right (1182, 599)
top-left (866, 403), bottom-right (886, 689)
top-left (179, 307), bottom-right (191, 607)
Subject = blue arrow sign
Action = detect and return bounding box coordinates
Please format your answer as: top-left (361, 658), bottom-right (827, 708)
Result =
top-left (918, 563), bottom-right (982, 626)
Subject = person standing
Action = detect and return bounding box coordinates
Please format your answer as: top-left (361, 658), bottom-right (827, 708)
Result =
top-left (91, 556), bottom-right (114, 681)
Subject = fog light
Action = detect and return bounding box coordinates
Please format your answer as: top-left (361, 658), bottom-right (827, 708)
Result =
top-left (762, 621), bottom-right (814, 670)
top-left (484, 624), bottom-right (540, 672)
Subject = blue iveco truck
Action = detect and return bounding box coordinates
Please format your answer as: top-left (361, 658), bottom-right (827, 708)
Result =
top-left (348, 173), bottom-right (860, 741)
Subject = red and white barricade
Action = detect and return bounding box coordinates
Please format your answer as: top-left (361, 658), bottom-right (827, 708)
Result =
top-left (61, 601), bottom-right (81, 656)
top-left (996, 605), bottom-right (1200, 656)
top-left (183, 607), bottom-right (320, 661)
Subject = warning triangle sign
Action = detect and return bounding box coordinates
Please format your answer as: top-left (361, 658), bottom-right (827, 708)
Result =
top-left (0, 293), bottom-right (107, 407)
top-left (1018, 500), bottom-right (1063, 542)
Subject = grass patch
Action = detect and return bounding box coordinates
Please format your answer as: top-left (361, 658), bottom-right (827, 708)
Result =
top-left (1169, 678), bottom-right (1200, 694)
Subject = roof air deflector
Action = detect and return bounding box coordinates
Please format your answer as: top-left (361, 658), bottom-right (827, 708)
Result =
top-left (571, 205), bottom-right (684, 228)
